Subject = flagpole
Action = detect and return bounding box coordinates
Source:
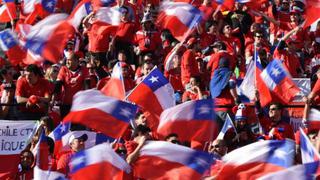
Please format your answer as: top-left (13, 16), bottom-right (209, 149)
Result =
top-left (254, 41), bottom-right (257, 90)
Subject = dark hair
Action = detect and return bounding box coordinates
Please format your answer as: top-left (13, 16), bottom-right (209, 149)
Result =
top-left (40, 116), bottom-right (55, 133)
top-left (269, 102), bottom-right (283, 110)
top-left (20, 149), bottom-right (35, 163)
top-left (133, 124), bottom-right (151, 137)
top-left (205, 20), bottom-right (218, 32)
top-left (46, 136), bottom-right (55, 154)
top-left (164, 133), bottom-right (179, 141)
top-left (25, 64), bottom-right (43, 77)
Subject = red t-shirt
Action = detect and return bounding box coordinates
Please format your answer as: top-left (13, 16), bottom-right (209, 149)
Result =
top-left (88, 23), bottom-right (116, 52)
top-left (207, 51), bottom-right (235, 78)
top-left (219, 35), bottom-right (241, 55)
top-left (259, 116), bottom-right (295, 140)
top-left (134, 30), bottom-right (162, 53)
top-left (180, 49), bottom-right (200, 85)
top-left (15, 77), bottom-right (51, 112)
top-left (115, 21), bottom-right (137, 43)
top-left (57, 66), bottom-right (90, 104)
top-left (165, 68), bottom-right (184, 92)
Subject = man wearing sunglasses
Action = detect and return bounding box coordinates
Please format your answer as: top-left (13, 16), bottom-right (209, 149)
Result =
top-left (255, 92), bottom-right (295, 140)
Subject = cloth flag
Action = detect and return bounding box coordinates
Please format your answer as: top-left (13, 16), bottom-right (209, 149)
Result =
top-left (127, 67), bottom-right (175, 130)
top-left (91, 0), bottom-right (115, 11)
top-left (217, 140), bottom-right (295, 180)
top-left (217, 113), bottom-right (237, 140)
top-left (24, 13), bottom-right (75, 63)
top-left (258, 161), bottom-right (320, 180)
top-left (68, 0), bottom-right (92, 29)
top-left (34, 129), bottom-right (65, 180)
top-left (101, 62), bottom-right (125, 99)
top-left (214, 0), bottom-right (235, 10)
top-left (0, 0), bottom-right (17, 23)
top-left (299, 127), bottom-right (320, 164)
top-left (133, 141), bottom-right (214, 179)
top-left (48, 122), bottom-right (71, 156)
top-left (95, 6), bottom-right (121, 26)
top-left (303, 0), bottom-right (320, 29)
top-left (307, 108), bottom-right (320, 129)
top-left (157, 1), bottom-right (202, 41)
top-left (260, 59), bottom-right (300, 104)
top-left (63, 89), bottom-right (138, 138)
top-left (157, 99), bottom-right (217, 142)
top-left (0, 29), bottom-right (26, 66)
top-left (70, 143), bottom-right (131, 180)
top-left (49, 129), bottom-right (114, 156)
top-left (239, 60), bottom-right (255, 101)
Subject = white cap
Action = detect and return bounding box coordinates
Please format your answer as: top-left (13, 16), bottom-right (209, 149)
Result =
top-left (68, 131), bottom-right (88, 145)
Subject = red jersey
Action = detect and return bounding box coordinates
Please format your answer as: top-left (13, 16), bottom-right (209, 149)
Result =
top-left (219, 35), bottom-right (241, 55)
top-left (165, 68), bottom-right (184, 92)
top-left (115, 21), bottom-right (137, 43)
top-left (134, 30), bottom-right (162, 53)
top-left (87, 23), bottom-right (115, 52)
top-left (259, 116), bottom-right (295, 140)
top-left (180, 49), bottom-right (200, 86)
top-left (207, 50), bottom-right (235, 78)
top-left (57, 66), bottom-right (90, 104)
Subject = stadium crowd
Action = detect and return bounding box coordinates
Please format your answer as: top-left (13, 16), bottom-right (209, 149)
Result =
top-left (1, 0), bottom-right (320, 179)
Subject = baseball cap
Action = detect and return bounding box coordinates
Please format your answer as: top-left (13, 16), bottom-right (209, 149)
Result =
top-left (68, 132), bottom-right (88, 145)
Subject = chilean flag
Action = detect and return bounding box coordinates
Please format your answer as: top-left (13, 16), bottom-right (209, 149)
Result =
top-left (157, 99), bottom-right (217, 142)
top-left (68, 0), bottom-right (92, 29)
top-left (49, 129), bottom-right (114, 156)
top-left (48, 122), bottom-right (71, 156)
top-left (95, 6), bottom-right (121, 26)
top-left (299, 127), bottom-right (320, 164)
top-left (23, 0), bottom-right (57, 18)
top-left (0, 0), bottom-right (17, 23)
top-left (157, 1), bottom-right (203, 42)
top-left (101, 62), bottom-right (125, 100)
top-left (217, 113), bottom-right (236, 140)
top-left (258, 161), bottom-right (320, 180)
top-left (217, 140), bottom-right (295, 180)
top-left (91, 0), bottom-right (115, 11)
top-left (70, 143), bottom-right (131, 180)
top-left (133, 141), bottom-right (214, 179)
top-left (307, 108), bottom-right (320, 130)
top-left (260, 59), bottom-right (300, 105)
top-left (34, 129), bottom-right (65, 180)
top-left (303, 0), bottom-right (320, 29)
top-left (0, 29), bottom-right (26, 66)
top-left (63, 89), bottom-right (138, 138)
top-left (126, 67), bottom-right (175, 130)
top-left (214, 0), bottom-right (235, 10)
top-left (24, 13), bottom-right (75, 63)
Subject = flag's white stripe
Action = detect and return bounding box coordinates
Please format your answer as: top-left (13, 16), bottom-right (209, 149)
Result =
top-left (260, 69), bottom-right (277, 90)
top-left (158, 101), bottom-right (195, 129)
top-left (154, 83), bottom-right (175, 110)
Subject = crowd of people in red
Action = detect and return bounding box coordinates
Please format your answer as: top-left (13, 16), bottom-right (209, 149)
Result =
top-left (1, 0), bottom-right (320, 179)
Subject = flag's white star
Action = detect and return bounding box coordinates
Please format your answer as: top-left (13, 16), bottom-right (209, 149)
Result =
top-left (71, 156), bottom-right (85, 167)
top-left (5, 37), bottom-right (12, 44)
top-left (271, 68), bottom-right (281, 77)
top-left (120, 108), bottom-right (132, 118)
top-left (198, 105), bottom-right (211, 114)
top-left (149, 76), bottom-right (159, 83)
top-left (45, 1), bottom-right (54, 8)
top-left (60, 124), bottom-right (67, 133)
top-left (194, 157), bottom-right (207, 167)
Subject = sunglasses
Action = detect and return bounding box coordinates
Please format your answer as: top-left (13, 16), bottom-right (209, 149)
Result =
top-left (269, 108), bottom-right (279, 111)
top-left (255, 35), bottom-right (263, 38)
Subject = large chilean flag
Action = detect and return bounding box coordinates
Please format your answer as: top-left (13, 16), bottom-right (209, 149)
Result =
top-left (70, 143), bottom-right (131, 180)
top-left (157, 99), bottom-right (217, 142)
top-left (217, 140), bottom-right (295, 180)
top-left (133, 141), bottom-right (214, 179)
top-left (25, 13), bottom-right (75, 63)
top-left (157, 1), bottom-right (202, 41)
top-left (126, 67), bottom-right (175, 130)
top-left (63, 89), bottom-right (138, 138)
